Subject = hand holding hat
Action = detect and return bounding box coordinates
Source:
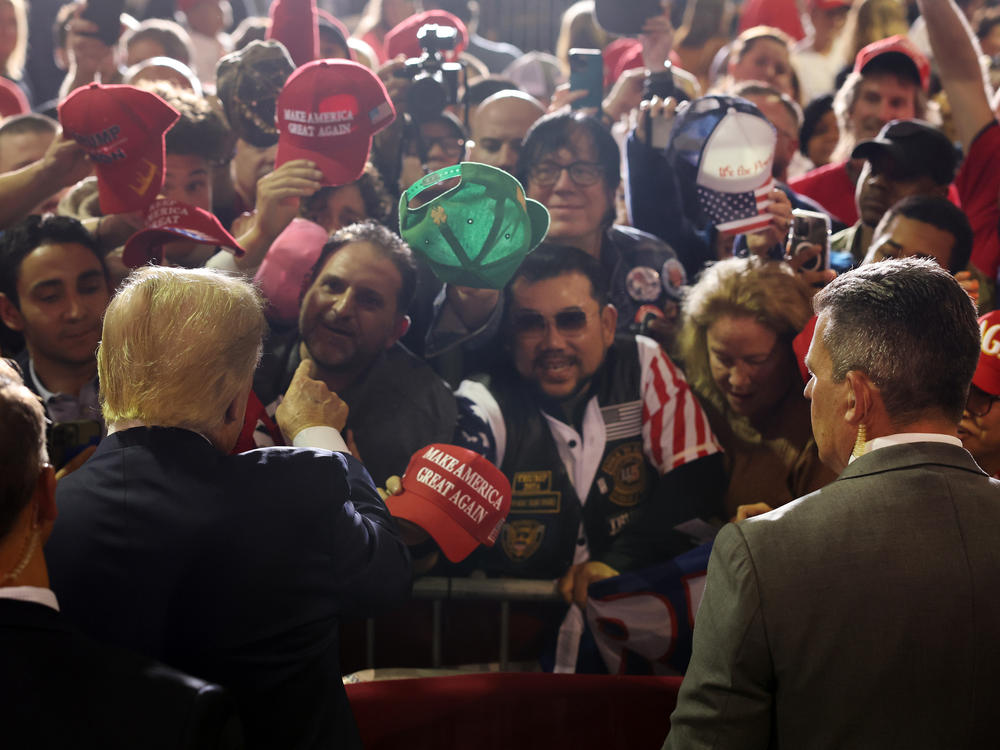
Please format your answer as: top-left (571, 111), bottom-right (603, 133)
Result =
top-left (386, 444), bottom-right (511, 563)
top-left (59, 83), bottom-right (180, 215)
top-left (276, 59), bottom-right (396, 186)
top-left (399, 162), bottom-right (550, 289)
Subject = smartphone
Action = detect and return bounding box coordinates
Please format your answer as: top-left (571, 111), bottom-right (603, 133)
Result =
top-left (788, 209), bottom-right (831, 272)
top-left (81, 0), bottom-right (125, 46)
top-left (643, 64), bottom-right (682, 150)
top-left (47, 419), bottom-right (102, 470)
top-left (568, 49), bottom-right (604, 111)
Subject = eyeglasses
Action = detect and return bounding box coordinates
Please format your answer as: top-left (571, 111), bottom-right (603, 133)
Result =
top-left (421, 135), bottom-right (466, 157)
top-left (511, 309), bottom-right (590, 338)
top-left (966, 385), bottom-right (1000, 418)
top-left (528, 161), bottom-right (605, 187)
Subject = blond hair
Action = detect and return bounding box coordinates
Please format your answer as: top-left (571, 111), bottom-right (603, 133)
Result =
top-left (98, 266), bottom-right (265, 434)
top-left (1, 0), bottom-right (26, 80)
top-left (679, 257), bottom-right (813, 417)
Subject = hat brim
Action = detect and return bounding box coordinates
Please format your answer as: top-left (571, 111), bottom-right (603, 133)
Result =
top-left (385, 490), bottom-right (481, 563)
top-left (972, 368), bottom-right (1000, 396)
top-left (526, 198), bottom-right (550, 251)
top-left (122, 226), bottom-right (244, 268)
top-left (850, 139), bottom-right (919, 175)
top-left (276, 135), bottom-right (370, 187)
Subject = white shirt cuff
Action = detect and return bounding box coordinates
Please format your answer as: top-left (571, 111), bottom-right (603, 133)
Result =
top-left (291, 425), bottom-right (350, 453)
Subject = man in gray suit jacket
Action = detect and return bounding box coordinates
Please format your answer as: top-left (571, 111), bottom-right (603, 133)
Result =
top-left (664, 258), bottom-right (1000, 749)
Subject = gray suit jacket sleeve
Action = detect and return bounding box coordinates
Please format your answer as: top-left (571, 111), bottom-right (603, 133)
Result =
top-left (663, 522), bottom-right (774, 750)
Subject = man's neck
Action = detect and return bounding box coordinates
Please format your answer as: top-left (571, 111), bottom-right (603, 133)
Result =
top-left (29, 350), bottom-right (97, 399)
top-left (299, 342), bottom-right (362, 395)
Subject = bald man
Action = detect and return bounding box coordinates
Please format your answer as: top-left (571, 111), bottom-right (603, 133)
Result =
top-left (466, 90), bottom-right (545, 174)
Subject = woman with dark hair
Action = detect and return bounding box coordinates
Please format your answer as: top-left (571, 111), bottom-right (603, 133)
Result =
top-left (679, 256), bottom-right (836, 518)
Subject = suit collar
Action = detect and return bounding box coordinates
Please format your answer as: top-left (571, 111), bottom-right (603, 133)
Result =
top-left (839, 441), bottom-right (986, 481)
top-left (0, 597), bottom-right (69, 633)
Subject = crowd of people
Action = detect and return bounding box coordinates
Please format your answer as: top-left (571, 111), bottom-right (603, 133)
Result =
top-left (1, 0), bottom-right (999, 747)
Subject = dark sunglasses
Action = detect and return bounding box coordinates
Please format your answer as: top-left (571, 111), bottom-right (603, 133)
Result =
top-left (511, 309), bottom-right (590, 337)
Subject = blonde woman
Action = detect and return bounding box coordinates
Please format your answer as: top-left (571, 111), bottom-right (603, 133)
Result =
top-left (679, 257), bottom-right (836, 518)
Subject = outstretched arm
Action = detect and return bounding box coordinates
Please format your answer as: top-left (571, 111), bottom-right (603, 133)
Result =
top-left (917, 0), bottom-right (994, 152)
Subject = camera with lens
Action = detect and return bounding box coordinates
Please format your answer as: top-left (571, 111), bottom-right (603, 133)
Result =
top-left (395, 24), bottom-right (464, 123)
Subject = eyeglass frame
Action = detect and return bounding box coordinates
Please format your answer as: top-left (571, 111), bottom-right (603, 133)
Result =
top-left (509, 307), bottom-right (595, 339)
top-left (526, 160), bottom-right (606, 188)
top-left (417, 134), bottom-right (467, 158)
top-left (965, 384), bottom-right (1000, 418)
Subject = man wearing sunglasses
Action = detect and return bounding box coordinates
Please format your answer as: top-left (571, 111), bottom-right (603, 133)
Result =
top-left (456, 246), bottom-right (725, 628)
top-left (959, 309), bottom-right (1000, 477)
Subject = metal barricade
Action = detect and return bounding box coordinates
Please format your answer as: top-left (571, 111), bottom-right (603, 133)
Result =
top-left (364, 577), bottom-right (562, 671)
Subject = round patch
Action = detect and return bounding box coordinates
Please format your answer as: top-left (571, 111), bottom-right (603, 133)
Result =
top-left (662, 258), bottom-right (687, 300)
top-left (625, 266), bottom-right (662, 302)
top-left (599, 442), bottom-right (648, 507)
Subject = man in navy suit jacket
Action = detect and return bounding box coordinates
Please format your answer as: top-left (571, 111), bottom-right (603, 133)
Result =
top-left (45, 267), bottom-right (413, 750)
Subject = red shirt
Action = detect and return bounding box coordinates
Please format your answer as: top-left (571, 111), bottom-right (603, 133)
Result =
top-left (955, 121), bottom-right (1000, 279)
top-left (788, 161), bottom-right (858, 226)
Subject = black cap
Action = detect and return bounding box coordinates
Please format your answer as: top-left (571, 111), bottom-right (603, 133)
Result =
top-left (851, 119), bottom-right (959, 186)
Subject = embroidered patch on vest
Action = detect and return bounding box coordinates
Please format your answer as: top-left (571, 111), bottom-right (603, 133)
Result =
top-left (510, 470), bottom-right (561, 513)
top-left (601, 399), bottom-right (642, 441)
top-left (501, 519), bottom-right (546, 560)
top-left (600, 441), bottom-right (648, 507)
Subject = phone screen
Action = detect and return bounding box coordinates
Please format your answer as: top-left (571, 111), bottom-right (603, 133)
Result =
top-left (568, 49), bottom-right (604, 110)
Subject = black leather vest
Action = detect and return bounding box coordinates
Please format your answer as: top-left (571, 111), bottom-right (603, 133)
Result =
top-left (477, 338), bottom-right (658, 579)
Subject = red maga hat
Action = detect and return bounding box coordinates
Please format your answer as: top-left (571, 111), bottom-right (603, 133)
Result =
top-left (59, 83), bottom-right (179, 215)
top-left (386, 444), bottom-right (511, 563)
top-left (384, 10), bottom-right (468, 61)
top-left (122, 198), bottom-right (245, 267)
top-left (853, 34), bottom-right (930, 91)
top-left (275, 59), bottom-right (395, 186)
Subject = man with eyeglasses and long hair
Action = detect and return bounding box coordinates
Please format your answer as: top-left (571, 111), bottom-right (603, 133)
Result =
top-left (453, 245), bottom-right (725, 671)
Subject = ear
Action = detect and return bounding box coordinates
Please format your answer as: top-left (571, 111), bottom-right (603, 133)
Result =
top-left (388, 314), bottom-right (411, 348)
top-left (843, 370), bottom-right (876, 427)
top-left (600, 303), bottom-right (618, 347)
top-left (34, 464), bottom-right (58, 543)
top-left (0, 293), bottom-right (24, 333)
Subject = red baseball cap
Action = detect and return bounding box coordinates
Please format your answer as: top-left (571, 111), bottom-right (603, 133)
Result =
top-left (386, 444), bottom-right (511, 563)
top-left (122, 198), bottom-right (246, 267)
top-left (59, 83), bottom-right (180, 215)
top-left (853, 34), bottom-right (930, 91)
top-left (384, 10), bottom-right (468, 61)
top-left (973, 311), bottom-right (1000, 397)
top-left (275, 59), bottom-right (395, 186)
top-left (0, 77), bottom-right (28, 117)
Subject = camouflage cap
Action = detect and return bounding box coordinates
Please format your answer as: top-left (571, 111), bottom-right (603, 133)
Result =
top-left (216, 40), bottom-right (295, 147)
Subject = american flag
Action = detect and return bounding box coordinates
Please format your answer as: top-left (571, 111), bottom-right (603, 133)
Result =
top-left (697, 176), bottom-right (775, 236)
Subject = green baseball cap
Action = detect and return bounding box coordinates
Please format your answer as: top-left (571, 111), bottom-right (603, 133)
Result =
top-left (398, 162), bottom-right (550, 289)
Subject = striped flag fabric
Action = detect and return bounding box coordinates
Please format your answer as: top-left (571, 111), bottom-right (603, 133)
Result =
top-left (698, 176), bottom-right (776, 236)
